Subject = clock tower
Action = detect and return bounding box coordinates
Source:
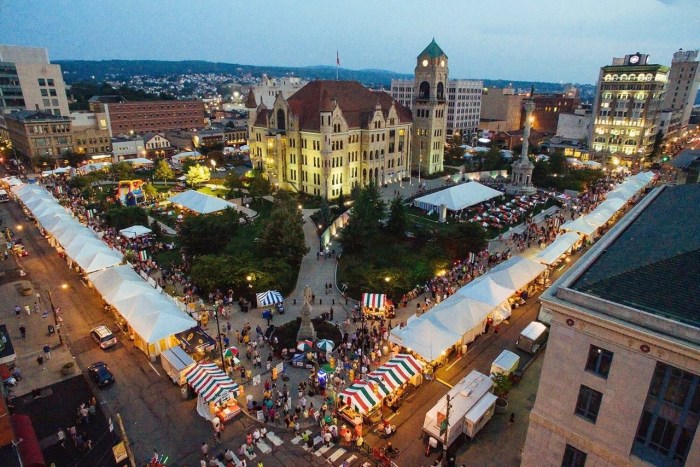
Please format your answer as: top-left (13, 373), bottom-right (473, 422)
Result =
top-left (412, 38), bottom-right (448, 177)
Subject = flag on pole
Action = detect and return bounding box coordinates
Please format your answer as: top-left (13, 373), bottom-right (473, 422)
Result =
top-left (138, 250), bottom-right (148, 261)
top-left (467, 252), bottom-right (476, 264)
top-left (336, 50), bottom-right (340, 66)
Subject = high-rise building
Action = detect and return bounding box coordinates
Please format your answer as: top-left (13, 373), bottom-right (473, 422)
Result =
top-left (522, 183), bottom-right (700, 467)
top-left (246, 80), bottom-right (412, 198)
top-left (412, 39), bottom-right (448, 175)
top-left (662, 49), bottom-right (700, 134)
top-left (0, 45), bottom-right (70, 116)
top-left (590, 53), bottom-right (669, 168)
top-left (391, 78), bottom-right (482, 140)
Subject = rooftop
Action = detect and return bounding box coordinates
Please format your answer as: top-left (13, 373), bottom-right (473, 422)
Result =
top-left (418, 38), bottom-right (447, 59)
top-left (88, 95), bottom-right (128, 104)
top-left (570, 183), bottom-right (700, 328)
top-left (6, 110), bottom-right (69, 123)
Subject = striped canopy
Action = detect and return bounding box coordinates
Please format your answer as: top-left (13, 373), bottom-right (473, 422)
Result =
top-left (185, 363), bottom-right (239, 403)
top-left (369, 354), bottom-right (423, 390)
top-left (338, 380), bottom-right (384, 414)
top-left (256, 290), bottom-right (283, 308)
top-left (361, 293), bottom-right (386, 309)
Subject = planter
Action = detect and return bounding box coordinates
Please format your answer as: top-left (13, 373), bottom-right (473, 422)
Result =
top-left (495, 397), bottom-right (509, 414)
top-left (20, 287), bottom-right (33, 296)
top-left (60, 362), bottom-right (76, 376)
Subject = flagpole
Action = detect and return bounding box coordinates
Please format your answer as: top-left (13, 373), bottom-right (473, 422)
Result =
top-left (336, 50), bottom-right (339, 81)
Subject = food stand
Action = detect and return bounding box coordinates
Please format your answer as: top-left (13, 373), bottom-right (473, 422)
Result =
top-left (361, 293), bottom-right (395, 319)
top-left (185, 363), bottom-right (242, 424)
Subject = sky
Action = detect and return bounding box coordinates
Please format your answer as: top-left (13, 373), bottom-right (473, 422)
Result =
top-left (1, 0), bottom-right (698, 84)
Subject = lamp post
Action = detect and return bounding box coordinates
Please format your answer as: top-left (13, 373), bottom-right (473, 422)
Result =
top-left (318, 224), bottom-right (323, 253)
top-left (418, 155), bottom-right (423, 186)
top-left (47, 283), bottom-right (68, 345)
top-left (214, 304), bottom-right (228, 374)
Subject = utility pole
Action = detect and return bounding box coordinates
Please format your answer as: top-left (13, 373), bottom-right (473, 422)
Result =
top-left (442, 393), bottom-right (451, 466)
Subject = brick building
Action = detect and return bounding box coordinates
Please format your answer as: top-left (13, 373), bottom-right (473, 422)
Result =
top-left (5, 110), bottom-right (72, 162)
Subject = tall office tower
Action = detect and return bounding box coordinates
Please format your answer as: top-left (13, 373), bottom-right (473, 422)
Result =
top-left (662, 49), bottom-right (700, 134)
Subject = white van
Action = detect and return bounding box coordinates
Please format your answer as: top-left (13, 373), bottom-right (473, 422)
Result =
top-left (516, 321), bottom-right (549, 354)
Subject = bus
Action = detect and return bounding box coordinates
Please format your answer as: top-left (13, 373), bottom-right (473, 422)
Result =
top-left (0, 189), bottom-right (9, 203)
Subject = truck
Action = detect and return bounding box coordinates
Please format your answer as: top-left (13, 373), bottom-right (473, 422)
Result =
top-left (160, 346), bottom-right (196, 385)
top-left (422, 370), bottom-right (498, 448)
top-left (516, 321), bottom-right (549, 354)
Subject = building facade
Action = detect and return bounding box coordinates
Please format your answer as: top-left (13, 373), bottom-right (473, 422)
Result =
top-left (247, 80), bottom-right (412, 198)
top-left (662, 49), bottom-right (700, 135)
top-left (556, 108), bottom-right (593, 142)
top-left (111, 136), bottom-right (145, 161)
top-left (590, 53), bottom-right (669, 168)
top-left (89, 97), bottom-right (206, 136)
top-left (69, 112), bottom-right (112, 156)
top-left (530, 94), bottom-right (580, 135)
top-left (0, 45), bottom-right (70, 116)
top-left (5, 110), bottom-right (73, 161)
top-left (523, 183), bottom-right (700, 467)
top-left (142, 133), bottom-right (173, 158)
top-left (252, 75), bottom-right (308, 108)
top-left (391, 78), bottom-right (482, 139)
top-left (479, 87), bottom-right (525, 133)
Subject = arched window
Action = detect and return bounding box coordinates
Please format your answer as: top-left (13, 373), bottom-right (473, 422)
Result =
top-left (363, 151), bottom-right (367, 161)
top-left (276, 109), bottom-right (286, 131)
top-left (437, 82), bottom-right (445, 100)
top-left (418, 81), bottom-right (430, 100)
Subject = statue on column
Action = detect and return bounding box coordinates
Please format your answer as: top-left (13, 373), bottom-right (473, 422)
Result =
top-left (506, 86), bottom-right (537, 195)
top-left (297, 285), bottom-right (317, 342)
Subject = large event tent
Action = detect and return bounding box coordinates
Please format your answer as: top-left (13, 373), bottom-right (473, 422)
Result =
top-left (120, 225), bottom-right (152, 238)
top-left (561, 216), bottom-right (600, 236)
top-left (456, 276), bottom-right (513, 307)
top-left (534, 231), bottom-right (582, 265)
top-left (482, 256), bottom-right (546, 291)
top-left (389, 318), bottom-right (462, 362)
top-left (169, 190), bottom-right (239, 214)
top-left (413, 182), bottom-right (503, 212)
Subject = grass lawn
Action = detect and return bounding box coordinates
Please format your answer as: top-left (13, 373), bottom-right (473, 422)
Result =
top-left (198, 185), bottom-right (229, 197)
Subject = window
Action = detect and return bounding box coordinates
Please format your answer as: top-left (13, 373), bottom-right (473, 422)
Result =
top-left (585, 345), bottom-right (613, 378)
top-left (41, 89), bottom-right (48, 97)
top-left (562, 444), bottom-right (586, 467)
top-left (47, 78), bottom-right (55, 86)
top-left (38, 78), bottom-right (46, 86)
top-left (49, 89), bottom-right (57, 97)
top-left (575, 385), bottom-right (602, 423)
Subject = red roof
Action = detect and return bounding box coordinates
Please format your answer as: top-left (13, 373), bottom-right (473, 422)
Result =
top-left (284, 80), bottom-right (412, 131)
top-left (11, 415), bottom-right (45, 467)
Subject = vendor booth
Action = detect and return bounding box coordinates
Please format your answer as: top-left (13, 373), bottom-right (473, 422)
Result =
top-left (185, 363), bottom-right (242, 423)
top-left (256, 290), bottom-right (284, 308)
top-left (534, 231), bottom-right (582, 266)
top-left (361, 293), bottom-right (394, 319)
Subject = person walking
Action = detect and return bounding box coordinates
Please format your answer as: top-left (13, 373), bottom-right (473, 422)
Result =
top-left (19, 325), bottom-right (26, 339)
top-left (14, 305), bottom-right (21, 317)
top-left (43, 343), bottom-right (51, 359)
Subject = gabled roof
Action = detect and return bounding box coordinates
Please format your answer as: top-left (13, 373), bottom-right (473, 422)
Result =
top-left (282, 80), bottom-right (412, 131)
top-left (245, 88), bottom-right (257, 108)
top-left (418, 38), bottom-right (447, 59)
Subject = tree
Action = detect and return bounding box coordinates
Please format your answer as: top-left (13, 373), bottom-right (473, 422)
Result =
top-left (64, 150), bottom-right (88, 167)
top-left (386, 196), bottom-right (408, 237)
top-left (142, 183), bottom-right (158, 201)
top-left (247, 169), bottom-right (272, 202)
top-left (153, 159), bottom-right (174, 184)
top-left (259, 202), bottom-right (309, 263)
top-left (103, 206), bottom-right (148, 230)
top-left (532, 160), bottom-right (549, 188)
top-left (482, 145), bottom-right (503, 171)
top-left (224, 172), bottom-right (244, 197)
top-left (436, 222), bottom-right (486, 260)
top-left (339, 182), bottom-right (385, 253)
top-left (185, 164), bottom-right (211, 186)
top-left (650, 130), bottom-right (664, 162)
top-left (445, 133), bottom-right (465, 163)
top-left (111, 161), bottom-right (135, 181)
top-left (208, 150), bottom-right (225, 166)
top-left (548, 149), bottom-right (567, 175)
top-left (179, 207), bottom-right (240, 256)
top-left (317, 198), bottom-right (332, 229)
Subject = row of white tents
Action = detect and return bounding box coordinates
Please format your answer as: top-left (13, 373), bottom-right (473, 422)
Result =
top-left (11, 183), bottom-right (196, 358)
top-left (390, 256), bottom-right (546, 362)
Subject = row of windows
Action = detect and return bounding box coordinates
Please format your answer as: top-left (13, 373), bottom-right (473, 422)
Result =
top-left (37, 78), bottom-right (55, 87)
top-left (29, 124), bottom-right (70, 135)
top-left (603, 73), bottom-right (656, 82)
top-left (75, 137), bottom-right (109, 145)
top-left (42, 98), bottom-right (60, 107)
top-left (115, 121), bottom-right (201, 129)
top-left (112, 113), bottom-right (201, 120)
top-left (40, 88), bottom-right (57, 97)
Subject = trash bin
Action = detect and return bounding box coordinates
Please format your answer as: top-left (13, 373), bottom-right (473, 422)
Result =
top-left (512, 370), bottom-right (523, 384)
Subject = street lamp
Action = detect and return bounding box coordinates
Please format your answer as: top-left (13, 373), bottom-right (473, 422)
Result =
top-left (318, 224), bottom-right (323, 253)
top-left (47, 283), bottom-right (68, 345)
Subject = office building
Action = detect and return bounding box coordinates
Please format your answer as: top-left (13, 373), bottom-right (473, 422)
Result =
top-left (247, 80), bottom-right (412, 198)
top-left (5, 110), bottom-right (73, 161)
top-left (391, 78), bottom-right (482, 140)
top-left (530, 94), bottom-right (580, 135)
top-left (0, 45), bottom-right (70, 116)
top-left (556, 107), bottom-right (593, 142)
top-left (522, 183), bottom-right (700, 467)
top-left (479, 87), bottom-right (524, 133)
top-left (590, 53), bottom-right (669, 168)
top-left (662, 49), bottom-right (700, 134)
top-left (88, 96), bottom-right (206, 136)
top-left (69, 111), bottom-right (112, 156)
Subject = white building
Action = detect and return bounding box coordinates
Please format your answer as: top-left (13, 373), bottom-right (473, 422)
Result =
top-left (0, 45), bottom-right (70, 116)
top-left (111, 136), bottom-right (145, 162)
top-left (391, 77), bottom-right (482, 139)
top-left (556, 108), bottom-right (593, 141)
top-left (251, 74), bottom-right (308, 108)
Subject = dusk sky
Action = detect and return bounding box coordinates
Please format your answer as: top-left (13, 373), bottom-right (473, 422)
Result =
top-left (1, 0), bottom-right (698, 84)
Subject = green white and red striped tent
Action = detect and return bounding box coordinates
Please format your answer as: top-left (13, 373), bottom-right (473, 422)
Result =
top-left (185, 363), bottom-right (239, 403)
top-left (339, 380), bottom-right (386, 414)
top-left (367, 354), bottom-right (423, 391)
top-left (361, 293), bottom-right (386, 309)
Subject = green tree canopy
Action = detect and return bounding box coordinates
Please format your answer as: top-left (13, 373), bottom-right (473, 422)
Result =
top-left (185, 164), bottom-right (211, 186)
top-left (435, 222), bottom-right (487, 259)
top-left (548, 149), bottom-right (568, 175)
top-left (179, 207), bottom-right (241, 256)
top-left (142, 183), bottom-right (158, 201)
top-left (339, 182), bottom-right (385, 253)
top-left (386, 195), bottom-right (408, 237)
top-left (259, 201), bottom-right (309, 263)
top-left (103, 206), bottom-right (148, 230)
top-left (153, 159), bottom-right (174, 183)
top-left (110, 161), bottom-right (135, 181)
top-left (482, 145), bottom-right (504, 171)
top-left (247, 169), bottom-right (272, 201)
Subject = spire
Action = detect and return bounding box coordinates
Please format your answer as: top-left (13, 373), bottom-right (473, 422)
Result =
top-left (245, 88), bottom-right (257, 108)
top-left (418, 38), bottom-right (447, 59)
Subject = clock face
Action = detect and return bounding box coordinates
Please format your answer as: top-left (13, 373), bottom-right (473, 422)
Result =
top-left (629, 55), bottom-right (640, 65)
top-left (422, 59), bottom-right (428, 67)
top-left (440, 60), bottom-right (445, 67)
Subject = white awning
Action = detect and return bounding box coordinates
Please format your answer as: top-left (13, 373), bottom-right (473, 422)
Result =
top-left (483, 256), bottom-right (546, 291)
top-left (169, 190), bottom-right (238, 214)
top-left (561, 216), bottom-right (599, 236)
top-left (120, 225), bottom-right (152, 238)
top-left (413, 182), bottom-right (503, 212)
top-left (534, 231), bottom-right (581, 265)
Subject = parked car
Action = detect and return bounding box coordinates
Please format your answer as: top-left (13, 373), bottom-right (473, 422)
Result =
top-left (215, 166), bottom-right (227, 173)
top-left (88, 362), bottom-right (114, 387)
top-left (90, 325), bottom-right (117, 349)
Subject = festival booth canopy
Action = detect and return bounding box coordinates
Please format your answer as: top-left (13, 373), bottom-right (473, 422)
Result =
top-left (534, 231), bottom-right (582, 265)
top-left (185, 363), bottom-right (240, 403)
top-left (111, 292), bottom-right (197, 344)
top-left (366, 354), bottom-right (423, 395)
top-left (77, 162), bottom-right (112, 174)
top-left (413, 182), bottom-right (503, 212)
top-left (35, 211), bottom-right (74, 232)
top-left (32, 203), bottom-right (68, 220)
top-left (1, 176), bottom-right (23, 187)
top-left (88, 265), bottom-right (154, 305)
top-left (120, 225), bottom-right (152, 238)
top-left (72, 245), bottom-right (123, 273)
top-left (456, 276), bottom-right (514, 307)
top-left (41, 166), bottom-right (72, 177)
top-left (122, 158), bottom-right (154, 165)
top-left (585, 206), bottom-right (616, 227)
top-left (256, 290), bottom-right (283, 308)
top-left (64, 236), bottom-right (105, 259)
top-left (428, 294), bottom-right (495, 337)
top-left (596, 197), bottom-right (625, 213)
top-left (361, 293), bottom-right (386, 309)
top-left (561, 216), bottom-right (600, 237)
top-left (172, 151), bottom-right (202, 163)
top-left (169, 190), bottom-right (238, 214)
top-left (483, 256), bottom-right (546, 291)
top-left (389, 316), bottom-right (462, 363)
top-left (338, 380), bottom-right (384, 414)
top-left (54, 224), bottom-right (94, 247)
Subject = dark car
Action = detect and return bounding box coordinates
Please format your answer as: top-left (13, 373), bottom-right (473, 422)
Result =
top-left (88, 362), bottom-right (115, 387)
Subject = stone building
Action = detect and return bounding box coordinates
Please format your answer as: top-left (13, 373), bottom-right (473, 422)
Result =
top-left (5, 110), bottom-right (72, 162)
top-left (662, 49), bottom-right (700, 135)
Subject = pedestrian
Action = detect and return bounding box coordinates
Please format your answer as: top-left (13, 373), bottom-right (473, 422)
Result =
top-left (201, 441), bottom-right (209, 458)
top-left (37, 355), bottom-right (44, 367)
top-left (509, 412), bottom-right (515, 427)
top-left (57, 428), bottom-right (66, 447)
top-left (19, 325), bottom-right (26, 338)
top-left (80, 405), bottom-right (89, 424)
top-left (24, 304), bottom-right (31, 316)
top-left (43, 343), bottom-right (51, 359)
top-left (214, 427), bottom-right (222, 444)
top-left (14, 305), bottom-right (21, 317)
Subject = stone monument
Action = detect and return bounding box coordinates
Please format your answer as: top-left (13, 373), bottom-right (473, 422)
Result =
top-left (507, 91), bottom-right (537, 195)
top-left (296, 285), bottom-right (317, 342)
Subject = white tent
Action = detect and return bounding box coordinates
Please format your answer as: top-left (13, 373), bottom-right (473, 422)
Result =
top-left (88, 265), bottom-right (154, 305)
top-left (561, 216), bottom-right (599, 236)
top-left (485, 256), bottom-right (547, 291)
top-left (111, 293), bottom-right (196, 344)
top-left (41, 166), bottom-right (72, 177)
top-left (429, 295), bottom-right (494, 344)
top-left (54, 225), bottom-right (95, 247)
top-left (64, 235), bottom-right (103, 257)
top-left (122, 158), bottom-right (154, 165)
top-left (169, 190), bottom-right (238, 214)
top-left (1, 176), bottom-right (23, 188)
top-left (120, 225), bottom-right (152, 238)
top-left (78, 162), bottom-right (112, 174)
top-left (72, 246), bottom-right (124, 273)
top-left (172, 151), bottom-right (202, 163)
top-left (596, 198), bottom-right (625, 213)
top-left (38, 212), bottom-right (75, 233)
top-left (389, 316), bottom-right (462, 362)
top-left (413, 182), bottom-right (503, 212)
top-left (534, 231), bottom-right (581, 265)
top-left (456, 276), bottom-right (514, 307)
top-left (581, 160), bottom-right (602, 168)
top-left (586, 206), bottom-right (616, 227)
